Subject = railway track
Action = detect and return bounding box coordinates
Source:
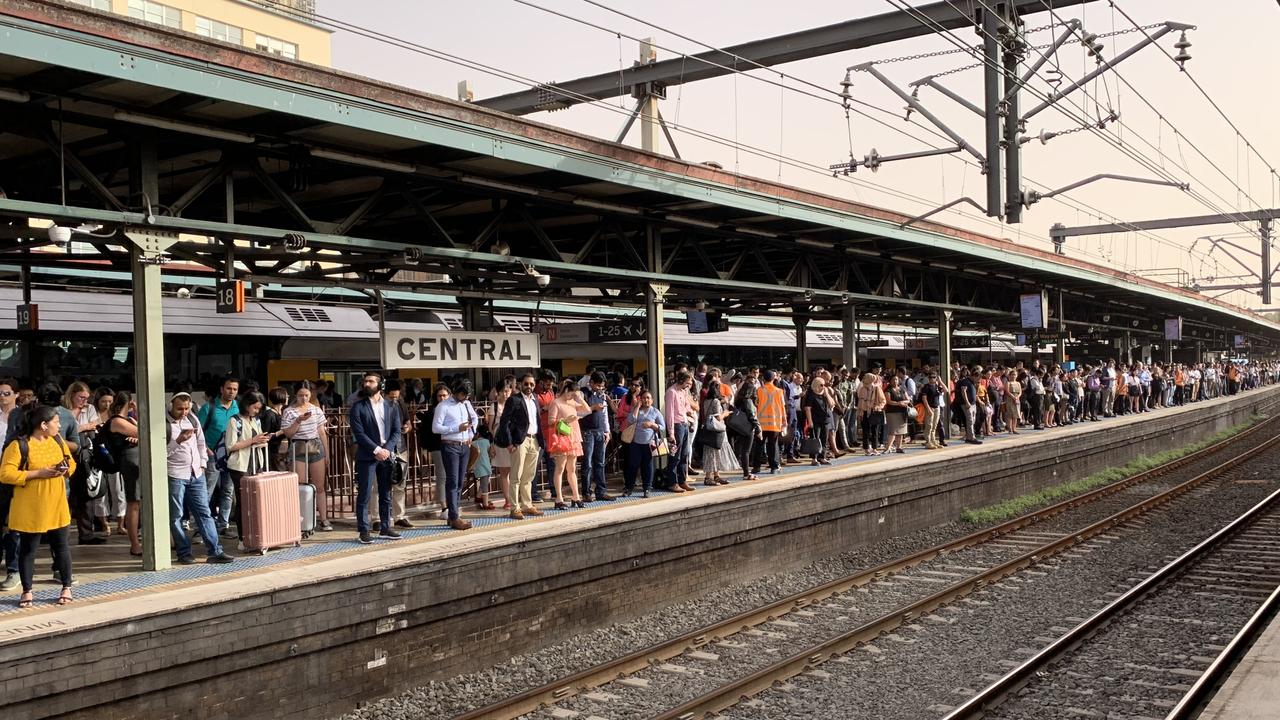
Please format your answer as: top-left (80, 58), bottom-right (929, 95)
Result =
top-left (451, 418), bottom-right (1280, 720)
top-left (944, 486), bottom-right (1280, 720)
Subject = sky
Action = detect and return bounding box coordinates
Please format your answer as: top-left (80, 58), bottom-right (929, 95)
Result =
top-left (316, 0), bottom-right (1280, 309)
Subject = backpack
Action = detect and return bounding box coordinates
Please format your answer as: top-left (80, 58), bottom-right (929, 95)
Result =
top-left (14, 434), bottom-right (70, 473)
top-left (211, 416), bottom-right (243, 473)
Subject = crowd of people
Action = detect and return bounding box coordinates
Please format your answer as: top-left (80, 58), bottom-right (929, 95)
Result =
top-left (0, 355), bottom-right (1274, 608)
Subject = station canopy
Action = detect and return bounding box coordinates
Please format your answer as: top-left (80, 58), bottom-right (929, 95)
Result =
top-left (0, 0), bottom-right (1277, 349)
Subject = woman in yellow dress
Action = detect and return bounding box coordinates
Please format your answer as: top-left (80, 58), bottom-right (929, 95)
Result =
top-left (0, 405), bottom-right (76, 608)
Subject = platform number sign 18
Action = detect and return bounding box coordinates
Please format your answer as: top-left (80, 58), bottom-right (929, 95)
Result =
top-left (15, 303), bottom-right (38, 331)
top-left (215, 279), bottom-right (245, 314)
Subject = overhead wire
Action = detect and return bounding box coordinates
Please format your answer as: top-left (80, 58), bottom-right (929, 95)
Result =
top-left (886, 0), bottom-right (1220, 266)
top-left (1035, 1), bottom-right (1271, 229)
top-left (1110, 0), bottom-right (1279, 211)
top-left (249, 0), bottom-right (1033, 241)
top-left (548, 0), bottom-right (1200, 264)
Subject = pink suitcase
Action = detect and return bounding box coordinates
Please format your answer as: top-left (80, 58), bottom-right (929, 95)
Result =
top-left (240, 470), bottom-right (303, 554)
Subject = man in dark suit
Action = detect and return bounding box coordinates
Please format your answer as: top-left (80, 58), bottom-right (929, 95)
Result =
top-left (349, 371), bottom-right (403, 544)
top-left (494, 373), bottom-right (543, 520)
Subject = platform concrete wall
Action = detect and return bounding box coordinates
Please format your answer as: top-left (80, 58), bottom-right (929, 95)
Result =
top-left (4, 387), bottom-right (1278, 720)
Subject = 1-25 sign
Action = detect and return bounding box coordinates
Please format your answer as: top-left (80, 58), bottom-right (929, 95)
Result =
top-left (215, 279), bottom-right (245, 314)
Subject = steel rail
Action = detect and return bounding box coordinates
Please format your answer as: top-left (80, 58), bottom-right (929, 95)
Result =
top-left (943, 483), bottom-right (1280, 720)
top-left (657, 430), bottom-right (1280, 720)
top-left (451, 413), bottom-right (1279, 720)
top-left (1165, 583), bottom-right (1280, 719)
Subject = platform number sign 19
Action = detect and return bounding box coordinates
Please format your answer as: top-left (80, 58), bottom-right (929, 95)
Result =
top-left (215, 279), bottom-right (245, 314)
top-left (15, 303), bottom-right (37, 331)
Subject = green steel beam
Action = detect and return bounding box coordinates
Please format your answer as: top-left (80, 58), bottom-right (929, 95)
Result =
top-left (0, 198), bottom-right (1010, 317)
top-left (0, 14), bottom-right (1257, 329)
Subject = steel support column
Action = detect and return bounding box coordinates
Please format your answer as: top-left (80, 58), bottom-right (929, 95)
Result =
top-left (841, 304), bottom-right (859, 369)
top-left (794, 314), bottom-right (811, 372)
top-left (938, 309), bottom-right (954, 388)
top-left (1052, 289), bottom-right (1066, 365)
top-left (982, 8), bottom-right (1004, 218)
top-left (126, 234), bottom-right (174, 572)
top-left (638, 38), bottom-right (660, 154)
top-left (1262, 218), bottom-right (1273, 305)
top-left (1003, 11), bottom-right (1023, 224)
top-left (460, 298), bottom-right (487, 389)
top-left (644, 226), bottom-right (665, 410)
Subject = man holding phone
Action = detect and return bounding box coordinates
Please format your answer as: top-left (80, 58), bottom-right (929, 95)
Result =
top-left (166, 393), bottom-right (234, 564)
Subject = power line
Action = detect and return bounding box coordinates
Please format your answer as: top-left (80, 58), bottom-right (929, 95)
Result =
top-left (1034, 1), bottom-right (1272, 227)
top-left (886, 0), bottom-right (1223, 264)
top-left (552, 0), bottom-right (1206, 265)
top-left (1109, 0), bottom-right (1280, 199)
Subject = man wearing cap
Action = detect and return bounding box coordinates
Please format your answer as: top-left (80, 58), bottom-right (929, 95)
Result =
top-left (349, 371), bottom-right (404, 544)
top-left (431, 379), bottom-right (478, 531)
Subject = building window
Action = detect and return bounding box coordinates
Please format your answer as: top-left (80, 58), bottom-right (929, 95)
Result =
top-left (127, 0), bottom-right (181, 28)
top-left (254, 33), bottom-right (298, 60)
top-left (67, 0), bottom-right (112, 10)
top-left (195, 16), bottom-right (244, 45)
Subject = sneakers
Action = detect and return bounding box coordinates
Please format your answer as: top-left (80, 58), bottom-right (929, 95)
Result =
top-left (357, 532), bottom-right (374, 545)
top-left (0, 572), bottom-right (18, 591)
top-left (207, 553), bottom-right (235, 564)
top-left (177, 556), bottom-right (196, 565)
top-left (378, 529), bottom-right (403, 540)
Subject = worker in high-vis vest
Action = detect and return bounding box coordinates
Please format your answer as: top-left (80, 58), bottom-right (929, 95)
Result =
top-left (754, 370), bottom-right (787, 475)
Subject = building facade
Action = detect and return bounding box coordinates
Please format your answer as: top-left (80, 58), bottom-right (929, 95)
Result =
top-left (65, 0), bottom-right (331, 66)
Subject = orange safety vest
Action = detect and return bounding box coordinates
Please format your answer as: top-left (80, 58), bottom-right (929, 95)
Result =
top-left (757, 384), bottom-right (785, 433)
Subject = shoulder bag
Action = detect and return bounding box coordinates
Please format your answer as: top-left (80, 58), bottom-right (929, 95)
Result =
top-left (726, 407), bottom-right (752, 437)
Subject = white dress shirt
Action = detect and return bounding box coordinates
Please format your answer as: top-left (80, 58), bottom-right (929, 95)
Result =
top-left (523, 394), bottom-right (538, 439)
top-left (369, 397), bottom-right (388, 446)
top-left (432, 397), bottom-right (478, 443)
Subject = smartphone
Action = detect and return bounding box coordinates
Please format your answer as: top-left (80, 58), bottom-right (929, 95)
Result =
top-left (56, 460), bottom-right (70, 473)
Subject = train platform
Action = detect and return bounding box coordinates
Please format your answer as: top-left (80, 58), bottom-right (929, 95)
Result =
top-left (1, 385), bottom-right (1277, 720)
top-left (1199, 601), bottom-right (1280, 719)
top-left (0, 390), bottom-right (1261, 614)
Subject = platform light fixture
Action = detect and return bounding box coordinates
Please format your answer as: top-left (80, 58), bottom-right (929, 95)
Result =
top-left (310, 148), bottom-right (416, 174)
top-left (0, 88), bottom-right (31, 104)
top-left (112, 110), bottom-right (256, 144)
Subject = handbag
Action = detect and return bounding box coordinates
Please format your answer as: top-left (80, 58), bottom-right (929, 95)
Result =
top-left (556, 419), bottom-right (572, 436)
top-left (706, 414), bottom-right (726, 432)
top-left (799, 432), bottom-right (824, 457)
top-left (694, 425), bottom-right (725, 449)
top-left (621, 423), bottom-right (637, 444)
top-left (391, 455), bottom-right (408, 485)
top-left (726, 408), bottom-right (752, 437)
top-left (650, 438), bottom-right (670, 471)
top-left (907, 405), bottom-right (919, 420)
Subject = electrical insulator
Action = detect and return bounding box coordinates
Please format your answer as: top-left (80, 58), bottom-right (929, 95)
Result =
top-left (838, 71), bottom-right (854, 108)
top-left (1173, 31), bottom-right (1192, 71)
top-left (904, 86), bottom-right (918, 122)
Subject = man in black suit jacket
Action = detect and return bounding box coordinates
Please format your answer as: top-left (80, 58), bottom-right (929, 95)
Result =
top-left (349, 372), bottom-right (403, 544)
top-left (495, 373), bottom-right (543, 520)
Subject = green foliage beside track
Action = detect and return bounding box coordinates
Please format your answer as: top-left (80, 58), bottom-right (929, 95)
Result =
top-left (958, 415), bottom-right (1269, 526)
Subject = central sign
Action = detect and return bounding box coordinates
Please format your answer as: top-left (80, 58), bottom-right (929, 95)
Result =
top-left (383, 330), bottom-right (540, 369)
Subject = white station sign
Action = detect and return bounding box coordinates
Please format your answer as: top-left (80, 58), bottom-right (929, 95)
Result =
top-left (382, 330), bottom-right (540, 369)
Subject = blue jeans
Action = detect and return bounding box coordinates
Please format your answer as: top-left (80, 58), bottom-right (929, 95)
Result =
top-left (624, 442), bottom-right (654, 492)
top-left (355, 458), bottom-right (393, 535)
top-left (665, 423), bottom-right (689, 487)
top-left (170, 474), bottom-right (223, 559)
top-left (206, 467), bottom-right (233, 531)
top-left (440, 443), bottom-right (468, 521)
top-left (580, 430), bottom-right (608, 499)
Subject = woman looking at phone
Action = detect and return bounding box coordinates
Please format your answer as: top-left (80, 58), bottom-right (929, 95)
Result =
top-left (0, 405), bottom-right (77, 608)
top-left (224, 392), bottom-right (272, 548)
top-left (281, 381), bottom-right (332, 531)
